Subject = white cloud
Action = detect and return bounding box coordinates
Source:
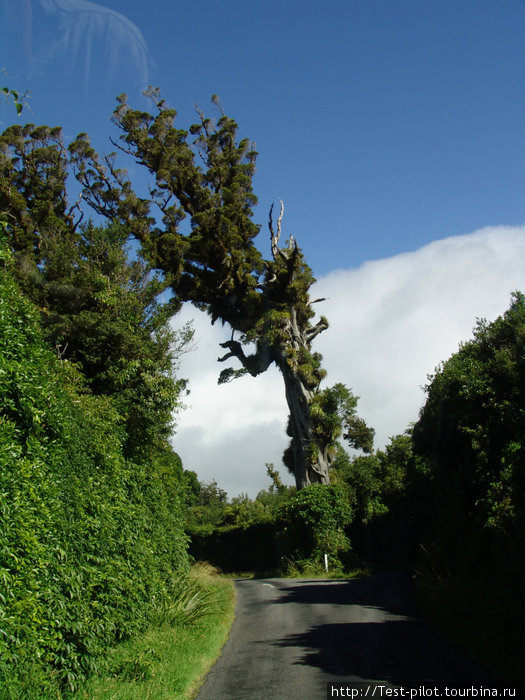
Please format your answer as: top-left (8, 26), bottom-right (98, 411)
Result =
top-left (171, 225), bottom-right (525, 497)
top-left (171, 307), bottom-right (290, 497)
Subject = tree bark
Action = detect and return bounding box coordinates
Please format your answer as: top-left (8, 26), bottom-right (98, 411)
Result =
top-left (277, 351), bottom-right (331, 489)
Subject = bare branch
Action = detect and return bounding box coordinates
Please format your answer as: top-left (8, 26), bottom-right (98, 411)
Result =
top-left (306, 317), bottom-right (329, 343)
top-left (268, 201), bottom-right (275, 239)
top-left (193, 103), bottom-right (214, 137)
top-left (277, 197), bottom-right (284, 238)
top-left (211, 93), bottom-right (225, 117)
top-left (269, 199), bottom-right (285, 260)
top-left (218, 339), bottom-right (273, 377)
top-left (67, 191), bottom-right (84, 230)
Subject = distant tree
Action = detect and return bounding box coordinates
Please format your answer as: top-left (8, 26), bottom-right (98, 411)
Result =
top-left (181, 469), bottom-right (201, 507)
top-left (185, 478), bottom-right (229, 531)
top-left (68, 90), bottom-right (373, 488)
top-left (197, 479), bottom-right (228, 507)
top-left (265, 462), bottom-right (287, 494)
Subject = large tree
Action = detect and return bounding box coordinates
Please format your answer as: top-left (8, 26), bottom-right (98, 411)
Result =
top-left (66, 90), bottom-right (373, 488)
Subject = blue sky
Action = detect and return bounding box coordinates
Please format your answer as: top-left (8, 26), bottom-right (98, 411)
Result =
top-left (3, 0), bottom-right (525, 274)
top-left (3, 1), bottom-right (525, 494)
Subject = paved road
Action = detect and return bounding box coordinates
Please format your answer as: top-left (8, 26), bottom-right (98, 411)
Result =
top-left (197, 573), bottom-right (494, 700)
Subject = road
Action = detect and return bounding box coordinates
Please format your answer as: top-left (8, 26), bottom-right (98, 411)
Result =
top-left (197, 573), bottom-right (494, 700)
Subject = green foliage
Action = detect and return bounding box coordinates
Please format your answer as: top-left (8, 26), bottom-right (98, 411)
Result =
top-left (1, 97), bottom-right (373, 490)
top-left (0, 123), bottom-right (191, 461)
top-left (0, 249), bottom-right (188, 695)
top-left (93, 90), bottom-right (263, 328)
top-left (153, 573), bottom-right (216, 627)
top-left (1, 86), bottom-right (25, 116)
top-left (332, 435), bottom-right (414, 525)
top-left (86, 92), bottom-right (369, 487)
top-left (39, 219), bottom-right (191, 460)
top-left (0, 123), bottom-right (71, 267)
top-left (189, 522), bottom-right (279, 573)
top-left (310, 383), bottom-right (375, 457)
top-left (413, 291), bottom-right (525, 569)
top-left (185, 479), bottom-right (229, 533)
top-left (331, 450), bottom-right (386, 524)
top-left (277, 484), bottom-right (352, 571)
top-left (331, 435), bottom-right (426, 566)
top-left (186, 470), bottom-right (296, 537)
top-left (186, 469), bottom-right (296, 573)
top-left (406, 293), bottom-right (525, 685)
top-left (77, 563), bottom-right (235, 700)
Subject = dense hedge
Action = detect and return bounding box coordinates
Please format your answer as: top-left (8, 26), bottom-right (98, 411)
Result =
top-left (189, 522), bottom-right (279, 573)
top-left (413, 291), bottom-right (525, 574)
top-left (0, 247), bottom-right (188, 695)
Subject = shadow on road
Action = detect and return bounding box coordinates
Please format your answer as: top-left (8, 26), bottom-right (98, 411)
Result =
top-left (268, 573), bottom-right (497, 685)
top-left (272, 572), bottom-right (415, 613)
top-left (270, 620), bottom-right (489, 683)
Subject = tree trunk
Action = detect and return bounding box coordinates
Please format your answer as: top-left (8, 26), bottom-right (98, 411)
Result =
top-left (278, 353), bottom-right (331, 489)
top-left (218, 310), bottom-right (332, 490)
top-left (275, 306), bottom-right (331, 489)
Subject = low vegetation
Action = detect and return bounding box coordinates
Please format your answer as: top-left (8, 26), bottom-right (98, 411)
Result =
top-left (0, 232), bottom-right (189, 696)
top-left (76, 563), bottom-right (235, 700)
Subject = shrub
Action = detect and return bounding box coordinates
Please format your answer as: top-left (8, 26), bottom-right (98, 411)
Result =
top-left (277, 484), bottom-right (352, 572)
top-left (0, 247), bottom-right (188, 695)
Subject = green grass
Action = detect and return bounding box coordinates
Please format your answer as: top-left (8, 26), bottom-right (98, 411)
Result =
top-left (223, 563), bottom-right (369, 579)
top-left (74, 563), bottom-right (235, 700)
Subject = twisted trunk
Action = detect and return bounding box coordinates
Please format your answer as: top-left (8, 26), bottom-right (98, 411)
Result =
top-left (219, 303), bottom-right (331, 489)
top-left (278, 305), bottom-right (330, 488)
top-left (278, 352), bottom-right (330, 489)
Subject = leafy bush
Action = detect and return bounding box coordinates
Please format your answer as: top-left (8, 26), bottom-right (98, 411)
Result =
top-left (330, 436), bottom-right (428, 567)
top-left (406, 294), bottom-right (525, 686)
top-left (277, 484), bottom-right (352, 572)
top-left (0, 246), bottom-right (188, 695)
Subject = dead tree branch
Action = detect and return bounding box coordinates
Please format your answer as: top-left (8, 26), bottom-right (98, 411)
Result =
top-left (269, 199), bottom-right (285, 260)
top-left (218, 339), bottom-right (273, 377)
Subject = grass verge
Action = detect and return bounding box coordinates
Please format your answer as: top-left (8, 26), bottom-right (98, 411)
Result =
top-left (74, 563), bottom-right (235, 700)
top-left (223, 565), bottom-right (369, 579)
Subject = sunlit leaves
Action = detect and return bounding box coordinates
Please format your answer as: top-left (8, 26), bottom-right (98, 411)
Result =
top-left (0, 233), bottom-right (189, 695)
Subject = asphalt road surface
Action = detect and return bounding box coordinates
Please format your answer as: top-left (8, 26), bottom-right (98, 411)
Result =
top-left (197, 573), bottom-right (495, 700)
